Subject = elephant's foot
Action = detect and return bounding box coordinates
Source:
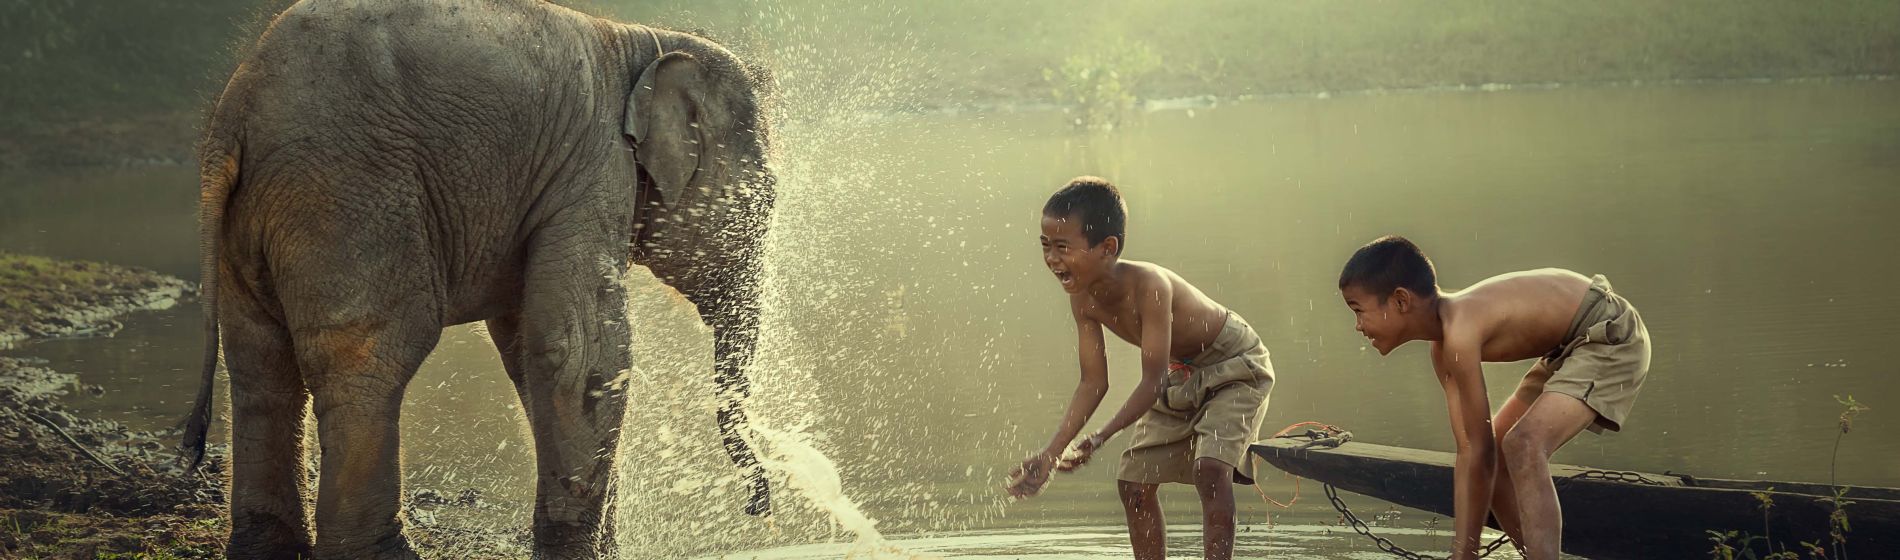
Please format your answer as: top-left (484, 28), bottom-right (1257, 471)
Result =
top-left (227, 511), bottom-right (313, 560)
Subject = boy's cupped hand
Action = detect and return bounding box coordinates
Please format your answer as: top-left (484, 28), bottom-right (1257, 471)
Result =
top-left (1005, 453), bottom-right (1054, 499)
top-left (1054, 431), bottom-right (1106, 472)
top-left (1007, 432), bottom-right (1110, 499)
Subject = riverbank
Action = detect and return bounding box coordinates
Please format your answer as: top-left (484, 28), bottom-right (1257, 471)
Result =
top-left (0, 253), bottom-right (223, 558)
top-left (0, 253), bottom-right (192, 350)
top-left (0, 253), bottom-right (530, 558)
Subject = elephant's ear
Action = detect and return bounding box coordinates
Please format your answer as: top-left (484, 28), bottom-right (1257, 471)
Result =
top-left (626, 52), bottom-right (704, 211)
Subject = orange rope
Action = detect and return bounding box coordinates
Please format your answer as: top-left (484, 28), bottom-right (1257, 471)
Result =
top-left (1250, 422), bottom-right (1349, 510)
top-left (1270, 421), bottom-right (1346, 439)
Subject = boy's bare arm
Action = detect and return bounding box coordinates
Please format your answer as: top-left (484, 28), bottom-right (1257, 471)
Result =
top-left (1008, 299), bottom-right (1112, 498)
top-left (1040, 305), bottom-right (1113, 458)
top-left (1436, 335), bottom-right (1498, 559)
top-left (1093, 274), bottom-right (1171, 440)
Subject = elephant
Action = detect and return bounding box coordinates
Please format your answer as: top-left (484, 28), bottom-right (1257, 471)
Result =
top-left (178, 0), bottom-right (776, 557)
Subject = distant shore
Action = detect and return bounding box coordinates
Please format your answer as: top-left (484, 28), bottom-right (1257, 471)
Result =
top-left (5, 72), bottom-right (1894, 171)
top-left (4, 0), bottom-right (1896, 169)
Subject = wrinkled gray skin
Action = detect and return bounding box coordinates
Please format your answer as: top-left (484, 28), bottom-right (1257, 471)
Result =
top-left (181, 1), bottom-right (775, 558)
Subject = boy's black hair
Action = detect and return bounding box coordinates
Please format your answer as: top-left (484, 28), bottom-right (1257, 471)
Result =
top-left (1042, 176), bottom-right (1127, 252)
top-left (1339, 235), bottom-right (1437, 301)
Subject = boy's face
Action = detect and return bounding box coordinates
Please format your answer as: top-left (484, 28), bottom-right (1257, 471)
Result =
top-left (1040, 212), bottom-right (1115, 294)
top-left (1341, 284), bottom-right (1405, 355)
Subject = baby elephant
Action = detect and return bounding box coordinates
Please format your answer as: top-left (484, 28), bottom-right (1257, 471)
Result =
top-left (181, 0), bottom-right (776, 557)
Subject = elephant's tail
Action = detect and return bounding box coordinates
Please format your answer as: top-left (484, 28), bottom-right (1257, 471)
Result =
top-left (180, 140), bottom-right (239, 469)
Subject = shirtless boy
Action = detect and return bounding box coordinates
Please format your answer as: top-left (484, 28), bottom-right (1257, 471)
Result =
top-left (1337, 235), bottom-right (1652, 560)
top-left (1007, 177), bottom-right (1275, 560)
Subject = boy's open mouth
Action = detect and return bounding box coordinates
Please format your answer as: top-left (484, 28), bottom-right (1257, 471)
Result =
top-left (1054, 270), bottom-right (1075, 287)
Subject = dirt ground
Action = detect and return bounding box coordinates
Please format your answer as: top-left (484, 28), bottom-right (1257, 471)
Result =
top-left (0, 253), bottom-right (228, 558)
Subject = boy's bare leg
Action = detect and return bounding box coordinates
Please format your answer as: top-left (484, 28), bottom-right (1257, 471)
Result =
top-left (1498, 393), bottom-right (1599, 560)
top-left (1118, 480), bottom-right (1167, 560)
top-left (1486, 374), bottom-right (1545, 547)
top-left (1193, 458), bottom-right (1238, 560)
top-left (1489, 410), bottom-right (1527, 544)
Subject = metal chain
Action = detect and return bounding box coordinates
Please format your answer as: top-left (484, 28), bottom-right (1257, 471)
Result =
top-left (1323, 483), bottom-right (1514, 560)
top-left (1561, 469), bottom-right (1670, 486)
top-left (1322, 469), bottom-right (1665, 558)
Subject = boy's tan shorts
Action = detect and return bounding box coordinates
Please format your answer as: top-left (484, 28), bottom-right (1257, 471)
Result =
top-left (1118, 311), bottom-right (1275, 485)
top-left (1537, 274), bottom-right (1652, 434)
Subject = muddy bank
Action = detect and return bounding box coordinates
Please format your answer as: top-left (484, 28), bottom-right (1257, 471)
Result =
top-left (0, 253), bottom-right (192, 350)
top-left (0, 253), bottom-right (526, 558)
top-left (0, 252), bottom-right (223, 557)
top-left (0, 359), bottom-right (224, 516)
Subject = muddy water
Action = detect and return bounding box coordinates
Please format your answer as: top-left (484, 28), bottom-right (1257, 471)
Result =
top-left (3, 80), bottom-right (1897, 558)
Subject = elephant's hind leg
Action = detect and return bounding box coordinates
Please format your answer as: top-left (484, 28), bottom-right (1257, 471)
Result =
top-left (222, 284), bottom-right (315, 559)
top-left (294, 316), bottom-right (439, 560)
top-left (508, 239), bottom-right (634, 559)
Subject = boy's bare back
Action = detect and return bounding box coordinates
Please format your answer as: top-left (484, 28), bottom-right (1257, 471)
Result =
top-left (1435, 268), bottom-right (1594, 364)
top-left (1071, 260), bottom-right (1230, 360)
top-left (1340, 237), bottom-right (1654, 559)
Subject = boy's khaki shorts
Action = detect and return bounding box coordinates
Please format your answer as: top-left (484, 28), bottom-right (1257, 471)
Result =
top-left (1118, 311), bottom-right (1275, 485)
top-left (1537, 274), bottom-right (1652, 434)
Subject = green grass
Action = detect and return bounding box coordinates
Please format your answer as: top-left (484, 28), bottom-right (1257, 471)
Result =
top-left (0, 253), bottom-right (122, 287)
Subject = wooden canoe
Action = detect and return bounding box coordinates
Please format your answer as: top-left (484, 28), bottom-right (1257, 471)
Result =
top-left (1249, 436), bottom-right (1900, 559)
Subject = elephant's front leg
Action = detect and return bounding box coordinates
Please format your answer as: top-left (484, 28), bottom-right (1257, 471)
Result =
top-left (510, 244), bottom-right (634, 559)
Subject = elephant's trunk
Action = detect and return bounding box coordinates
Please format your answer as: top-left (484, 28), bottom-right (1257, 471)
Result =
top-left (690, 259), bottom-right (771, 517)
top-left (711, 296), bottom-right (770, 517)
top-left (624, 29), bottom-right (778, 514)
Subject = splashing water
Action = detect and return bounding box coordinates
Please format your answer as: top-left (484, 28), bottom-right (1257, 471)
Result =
top-left (608, 2), bottom-right (973, 557)
top-left (749, 427), bottom-right (941, 559)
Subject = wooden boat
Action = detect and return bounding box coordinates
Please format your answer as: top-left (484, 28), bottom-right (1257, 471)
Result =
top-left (1250, 435), bottom-right (1900, 559)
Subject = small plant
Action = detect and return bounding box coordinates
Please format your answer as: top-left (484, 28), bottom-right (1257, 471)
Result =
top-left (1708, 396), bottom-right (1871, 559)
top-left (1827, 394), bottom-right (1867, 560)
top-left (1826, 486), bottom-right (1854, 560)
top-left (1708, 530), bottom-right (1742, 560)
top-left (1422, 515), bottom-right (1445, 552)
top-left (1043, 37), bottom-right (1160, 132)
top-left (1830, 395), bottom-right (1868, 488)
top-left (1707, 528), bottom-right (1806, 560)
top-left (1753, 489), bottom-right (1778, 555)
